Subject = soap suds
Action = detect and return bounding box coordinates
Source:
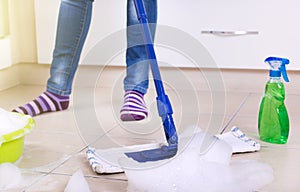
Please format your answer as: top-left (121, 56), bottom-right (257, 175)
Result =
top-left (64, 169), bottom-right (92, 192)
top-left (0, 163), bottom-right (22, 190)
top-left (0, 108), bottom-right (28, 136)
top-left (123, 129), bottom-right (273, 192)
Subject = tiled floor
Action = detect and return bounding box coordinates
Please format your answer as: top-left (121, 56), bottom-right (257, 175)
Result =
top-left (0, 68), bottom-right (300, 191)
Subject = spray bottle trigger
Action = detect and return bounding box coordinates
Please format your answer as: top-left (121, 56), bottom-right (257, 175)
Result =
top-left (280, 64), bottom-right (289, 82)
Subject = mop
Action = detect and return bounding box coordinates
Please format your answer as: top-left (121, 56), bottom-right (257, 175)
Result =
top-left (121, 0), bottom-right (178, 163)
top-left (124, 0), bottom-right (262, 162)
top-left (84, 0), bottom-right (178, 171)
top-left (86, 0), bottom-right (261, 172)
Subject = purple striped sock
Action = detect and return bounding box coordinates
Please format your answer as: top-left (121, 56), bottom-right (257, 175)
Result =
top-left (120, 90), bottom-right (148, 121)
top-left (12, 91), bottom-right (69, 116)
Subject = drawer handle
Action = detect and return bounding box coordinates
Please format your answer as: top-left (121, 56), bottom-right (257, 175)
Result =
top-left (201, 30), bottom-right (259, 36)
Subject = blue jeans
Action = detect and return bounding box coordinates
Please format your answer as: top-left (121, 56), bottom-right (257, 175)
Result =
top-left (47, 0), bottom-right (157, 96)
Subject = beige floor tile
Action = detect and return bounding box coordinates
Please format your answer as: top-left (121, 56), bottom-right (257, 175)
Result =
top-left (286, 94), bottom-right (300, 117)
top-left (0, 171), bottom-right (46, 192)
top-left (0, 85), bottom-right (44, 111)
top-left (24, 173), bottom-right (127, 192)
top-left (233, 147), bottom-right (300, 192)
top-left (52, 152), bottom-right (127, 181)
top-left (19, 131), bottom-right (85, 172)
top-left (18, 173), bottom-right (64, 192)
top-left (234, 93), bottom-right (261, 116)
top-left (1, 67), bottom-right (300, 192)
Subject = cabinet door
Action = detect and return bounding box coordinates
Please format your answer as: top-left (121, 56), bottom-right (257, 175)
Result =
top-left (158, 0), bottom-right (300, 70)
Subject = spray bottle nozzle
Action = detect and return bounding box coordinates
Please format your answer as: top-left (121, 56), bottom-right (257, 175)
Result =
top-left (265, 57), bottom-right (290, 82)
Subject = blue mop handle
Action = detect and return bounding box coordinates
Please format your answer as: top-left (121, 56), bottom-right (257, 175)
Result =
top-left (133, 0), bottom-right (178, 145)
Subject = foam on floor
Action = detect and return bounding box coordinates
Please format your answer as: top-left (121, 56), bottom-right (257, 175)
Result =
top-left (123, 128), bottom-right (273, 192)
top-left (0, 163), bottom-right (22, 190)
top-left (64, 169), bottom-right (91, 192)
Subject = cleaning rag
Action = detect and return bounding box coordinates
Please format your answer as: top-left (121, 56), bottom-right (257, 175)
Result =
top-left (216, 126), bottom-right (261, 153)
top-left (86, 148), bottom-right (124, 174)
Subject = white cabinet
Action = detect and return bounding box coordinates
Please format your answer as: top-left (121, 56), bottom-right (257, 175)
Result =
top-left (158, 0), bottom-right (300, 70)
top-left (35, 0), bottom-right (300, 70)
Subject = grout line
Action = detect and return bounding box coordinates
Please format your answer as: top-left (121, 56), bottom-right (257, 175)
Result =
top-left (219, 93), bottom-right (252, 134)
top-left (23, 174), bottom-right (49, 191)
top-left (23, 156), bottom-right (72, 191)
top-left (84, 123), bottom-right (120, 148)
top-left (37, 171), bottom-right (128, 182)
top-left (75, 123), bottom-right (121, 155)
top-left (85, 175), bottom-right (128, 182)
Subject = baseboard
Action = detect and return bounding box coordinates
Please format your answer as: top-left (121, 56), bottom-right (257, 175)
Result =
top-left (0, 64), bottom-right (20, 91)
top-left (1, 63), bottom-right (299, 94)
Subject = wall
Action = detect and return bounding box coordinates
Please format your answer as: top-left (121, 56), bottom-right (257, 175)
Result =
top-left (9, 0), bottom-right (37, 64)
top-left (0, 0), bottom-right (11, 69)
top-left (0, 0), bottom-right (37, 91)
top-left (0, 0), bottom-right (9, 37)
top-left (0, 0), bottom-right (37, 66)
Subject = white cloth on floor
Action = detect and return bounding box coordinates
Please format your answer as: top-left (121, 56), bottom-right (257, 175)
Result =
top-left (86, 147), bottom-right (124, 174)
top-left (216, 126), bottom-right (261, 153)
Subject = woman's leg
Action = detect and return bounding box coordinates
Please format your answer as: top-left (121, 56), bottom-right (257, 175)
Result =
top-left (48, 0), bottom-right (94, 96)
top-left (124, 0), bottom-right (157, 94)
top-left (13, 0), bottom-right (94, 116)
top-left (120, 0), bottom-right (157, 121)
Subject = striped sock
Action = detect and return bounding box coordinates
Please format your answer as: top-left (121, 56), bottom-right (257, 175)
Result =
top-left (120, 90), bottom-right (148, 121)
top-left (12, 91), bottom-right (69, 117)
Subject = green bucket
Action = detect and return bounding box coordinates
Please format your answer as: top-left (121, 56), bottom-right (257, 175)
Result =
top-left (0, 114), bottom-right (35, 163)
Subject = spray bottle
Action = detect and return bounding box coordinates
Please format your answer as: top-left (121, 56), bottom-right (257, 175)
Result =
top-left (258, 56), bottom-right (290, 144)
